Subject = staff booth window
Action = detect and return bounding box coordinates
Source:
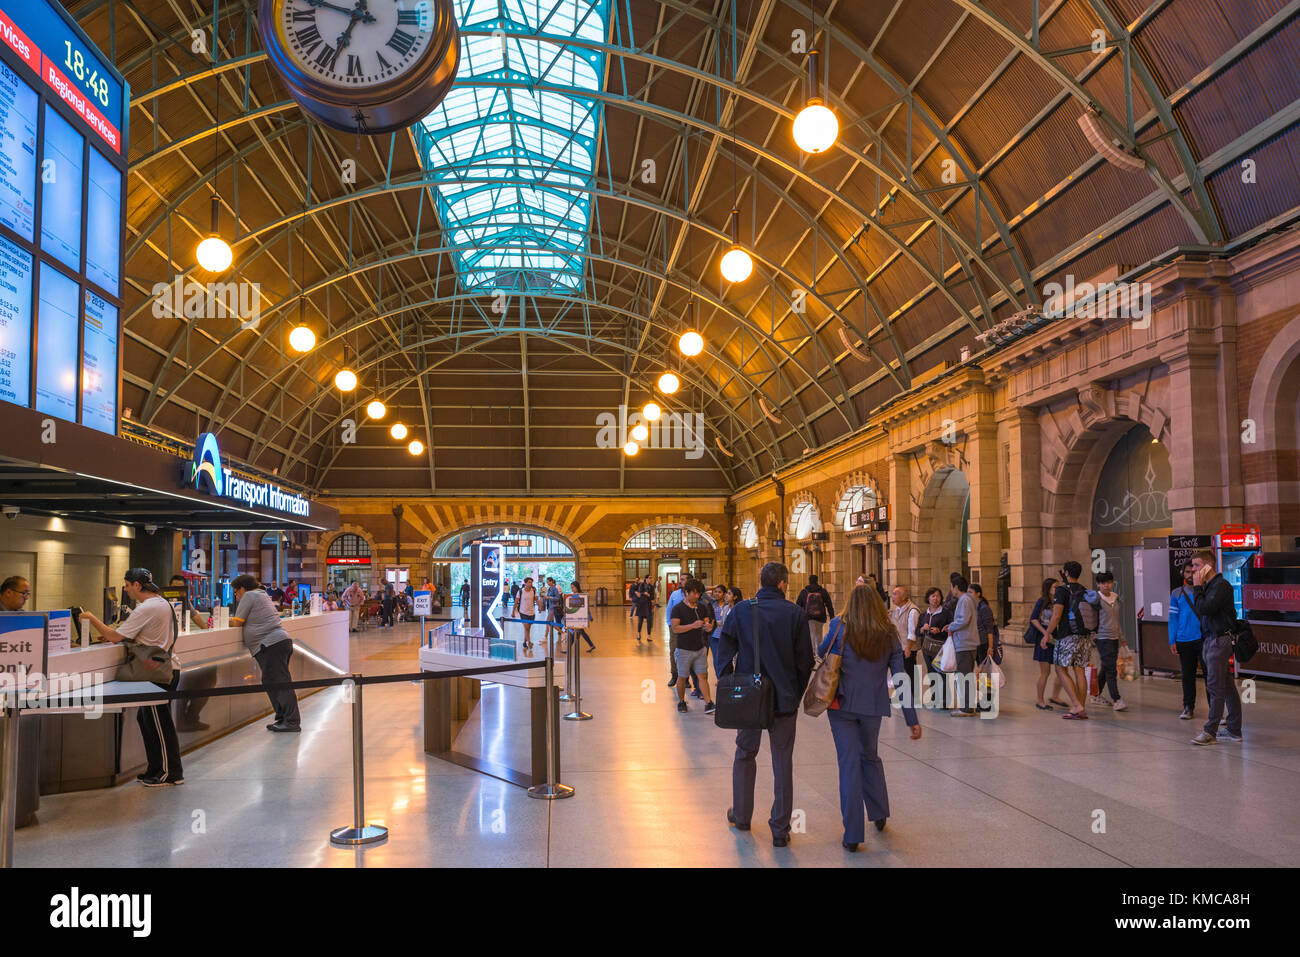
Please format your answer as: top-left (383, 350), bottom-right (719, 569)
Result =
top-left (327, 534), bottom-right (373, 590)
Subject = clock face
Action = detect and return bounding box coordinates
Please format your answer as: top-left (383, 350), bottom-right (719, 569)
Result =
top-left (279, 0), bottom-right (436, 88)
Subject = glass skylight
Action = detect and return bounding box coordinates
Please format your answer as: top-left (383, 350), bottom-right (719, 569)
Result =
top-left (418, 0), bottom-right (609, 293)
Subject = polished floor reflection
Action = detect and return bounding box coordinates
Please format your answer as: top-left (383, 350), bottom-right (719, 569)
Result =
top-left (16, 606), bottom-right (1300, 867)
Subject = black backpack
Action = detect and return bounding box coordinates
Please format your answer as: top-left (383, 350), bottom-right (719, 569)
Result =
top-left (1065, 582), bottom-right (1099, 636)
top-left (1230, 619), bottom-right (1258, 664)
top-left (805, 590), bottom-right (826, 621)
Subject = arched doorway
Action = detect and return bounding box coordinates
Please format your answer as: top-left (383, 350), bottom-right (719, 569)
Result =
top-left (1245, 316), bottom-right (1300, 549)
top-left (836, 484), bottom-right (880, 592)
top-left (917, 466), bottom-right (970, 589)
top-left (788, 498), bottom-right (824, 595)
top-left (622, 523), bottom-right (720, 600)
top-left (432, 526), bottom-right (579, 607)
top-left (1088, 423), bottom-right (1173, 643)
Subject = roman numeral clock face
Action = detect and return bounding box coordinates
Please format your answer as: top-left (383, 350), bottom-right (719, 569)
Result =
top-left (261, 0), bottom-right (459, 134)
top-left (282, 1), bottom-right (432, 86)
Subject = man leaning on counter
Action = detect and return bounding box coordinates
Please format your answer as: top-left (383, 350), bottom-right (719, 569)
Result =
top-left (230, 575), bottom-right (303, 733)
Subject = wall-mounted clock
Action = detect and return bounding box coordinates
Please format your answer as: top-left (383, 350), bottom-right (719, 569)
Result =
top-left (259, 0), bottom-right (460, 135)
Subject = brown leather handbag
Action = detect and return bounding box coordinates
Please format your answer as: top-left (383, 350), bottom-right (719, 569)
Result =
top-left (802, 620), bottom-right (846, 717)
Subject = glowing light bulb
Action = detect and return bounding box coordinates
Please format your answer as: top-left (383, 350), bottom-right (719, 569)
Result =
top-left (390, 422), bottom-right (408, 440)
top-left (631, 423), bottom-right (649, 442)
top-left (408, 440), bottom-right (424, 456)
top-left (793, 100), bottom-right (839, 154)
top-left (334, 369), bottom-right (358, 392)
top-left (678, 330), bottom-right (704, 356)
top-left (642, 402), bottom-right (662, 421)
top-left (366, 400), bottom-right (386, 419)
top-left (657, 372), bottom-right (680, 395)
top-left (288, 325), bottom-right (315, 352)
top-left (623, 441), bottom-right (639, 456)
top-left (720, 246), bottom-right (753, 283)
top-left (196, 235), bottom-right (233, 273)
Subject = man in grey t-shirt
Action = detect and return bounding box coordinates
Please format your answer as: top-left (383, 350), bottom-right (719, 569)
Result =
top-left (232, 574), bottom-right (301, 732)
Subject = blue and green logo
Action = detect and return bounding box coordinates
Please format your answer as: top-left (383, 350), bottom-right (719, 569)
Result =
top-left (192, 432), bottom-right (223, 495)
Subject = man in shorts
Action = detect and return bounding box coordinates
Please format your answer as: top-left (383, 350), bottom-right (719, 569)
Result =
top-left (1045, 560), bottom-right (1092, 719)
top-left (670, 579), bottom-right (715, 714)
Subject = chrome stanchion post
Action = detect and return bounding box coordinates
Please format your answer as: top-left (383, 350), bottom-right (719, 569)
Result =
top-left (563, 627), bottom-right (592, 721)
top-left (0, 705), bottom-right (18, 868)
top-left (527, 623), bottom-right (574, 800)
top-left (558, 624), bottom-right (575, 701)
top-left (330, 675), bottom-right (389, 845)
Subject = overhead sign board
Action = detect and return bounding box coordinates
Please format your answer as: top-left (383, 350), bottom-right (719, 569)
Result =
top-left (1218, 524), bottom-right (1261, 549)
top-left (189, 432), bottom-right (311, 517)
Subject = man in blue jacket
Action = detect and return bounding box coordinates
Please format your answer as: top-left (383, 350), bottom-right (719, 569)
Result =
top-left (1167, 561), bottom-right (1203, 719)
top-left (715, 562), bottom-right (814, 847)
top-left (1190, 551), bottom-right (1242, 745)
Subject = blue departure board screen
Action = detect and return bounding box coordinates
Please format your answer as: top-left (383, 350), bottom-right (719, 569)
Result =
top-left (81, 287), bottom-right (115, 433)
top-left (0, 61), bottom-right (37, 240)
top-left (39, 102), bottom-right (82, 271)
top-left (85, 146), bottom-right (119, 295)
top-left (0, 0), bottom-right (125, 434)
top-left (35, 260), bottom-right (77, 417)
top-left (0, 234), bottom-right (33, 405)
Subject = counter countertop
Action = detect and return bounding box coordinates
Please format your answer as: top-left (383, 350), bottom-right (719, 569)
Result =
top-left (51, 610), bottom-right (350, 680)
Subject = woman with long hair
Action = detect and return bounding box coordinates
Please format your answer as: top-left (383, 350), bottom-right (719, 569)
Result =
top-left (518, 577), bottom-right (539, 649)
top-left (1029, 577), bottom-right (1068, 710)
top-left (819, 584), bottom-right (922, 851)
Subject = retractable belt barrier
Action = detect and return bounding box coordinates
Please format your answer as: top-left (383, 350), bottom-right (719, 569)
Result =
top-left (0, 657), bottom-right (556, 865)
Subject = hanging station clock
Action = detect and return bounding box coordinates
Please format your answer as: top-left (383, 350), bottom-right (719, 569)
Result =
top-left (259, 0), bottom-right (460, 134)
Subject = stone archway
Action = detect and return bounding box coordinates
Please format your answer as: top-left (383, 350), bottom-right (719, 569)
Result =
top-left (1245, 314), bottom-right (1300, 548)
top-left (830, 469), bottom-right (882, 595)
top-left (915, 466), bottom-right (970, 591)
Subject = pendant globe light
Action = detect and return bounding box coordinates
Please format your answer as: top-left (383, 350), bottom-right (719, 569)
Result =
top-left (334, 369), bottom-right (358, 392)
top-left (390, 422), bottom-right (408, 441)
top-left (195, 73), bottom-right (232, 273)
top-left (642, 401), bottom-right (662, 421)
top-left (288, 324), bottom-right (315, 352)
top-left (366, 400), bottom-right (387, 420)
top-left (631, 423), bottom-right (649, 442)
top-left (678, 329), bottom-right (704, 357)
top-left (793, 49), bottom-right (838, 154)
top-left (623, 441), bottom-right (639, 456)
top-left (407, 439), bottom-right (424, 456)
top-left (657, 372), bottom-right (681, 395)
top-left (720, 208), bottom-right (753, 282)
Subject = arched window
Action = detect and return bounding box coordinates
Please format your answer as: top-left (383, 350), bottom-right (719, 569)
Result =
top-left (739, 519), bottom-right (758, 549)
top-left (790, 502), bottom-right (821, 540)
top-left (327, 533), bottom-right (371, 559)
top-left (622, 524), bottom-right (718, 550)
top-left (838, 486), bottom-right (879, 531)
top-left (432, 526), bottom-right (575, 559)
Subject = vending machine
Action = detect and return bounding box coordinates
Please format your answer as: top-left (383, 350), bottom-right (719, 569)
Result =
top-left (1216, 524), bottom-right (1261, 619)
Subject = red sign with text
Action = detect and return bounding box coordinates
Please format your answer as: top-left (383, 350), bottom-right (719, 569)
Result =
top-left (327, 558), bottom-right (371, 566)
top-left (1218, 524), bottom-right (1261, 549)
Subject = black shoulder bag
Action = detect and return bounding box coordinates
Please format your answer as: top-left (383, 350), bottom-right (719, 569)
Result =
top-left (714, 598), bottom-right (775, 730)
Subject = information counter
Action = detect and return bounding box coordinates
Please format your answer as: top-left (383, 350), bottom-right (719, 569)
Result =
top-left (33, 610), bottom-right (349, 794)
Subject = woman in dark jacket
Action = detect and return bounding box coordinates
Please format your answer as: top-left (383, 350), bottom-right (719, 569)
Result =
top-left (915, 587), bottom-right (952, 709)
top-left (969, 583), bottom-right (1001, 664)
top-left (820, 585), bottom-right (922, 851)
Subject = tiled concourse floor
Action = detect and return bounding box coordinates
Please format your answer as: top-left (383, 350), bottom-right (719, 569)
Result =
top-left (16, 606), bottom-right (1300, 867)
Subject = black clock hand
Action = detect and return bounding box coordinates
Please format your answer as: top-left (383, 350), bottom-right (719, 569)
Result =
top-left (305, 0), bottom-right (376, 22)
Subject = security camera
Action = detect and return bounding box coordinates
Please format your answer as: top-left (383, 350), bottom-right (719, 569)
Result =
top-left (2, 506), bottom-right (18, 520)
top-left (145, 524), bottom-right (158, 535)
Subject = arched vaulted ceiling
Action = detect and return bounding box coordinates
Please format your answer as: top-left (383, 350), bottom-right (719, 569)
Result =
top-left (68, 0), bottom-right (1300, 493)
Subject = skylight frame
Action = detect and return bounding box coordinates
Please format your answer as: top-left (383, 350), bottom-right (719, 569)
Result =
top-left (417, 0), bottom-right (610, 294)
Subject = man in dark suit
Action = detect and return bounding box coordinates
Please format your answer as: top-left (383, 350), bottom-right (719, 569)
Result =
top-left (716, 562), bottom-right (814, 847)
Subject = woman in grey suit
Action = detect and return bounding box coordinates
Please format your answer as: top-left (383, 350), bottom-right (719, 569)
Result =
top-left (818, 585), bottom-right (922, 851)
